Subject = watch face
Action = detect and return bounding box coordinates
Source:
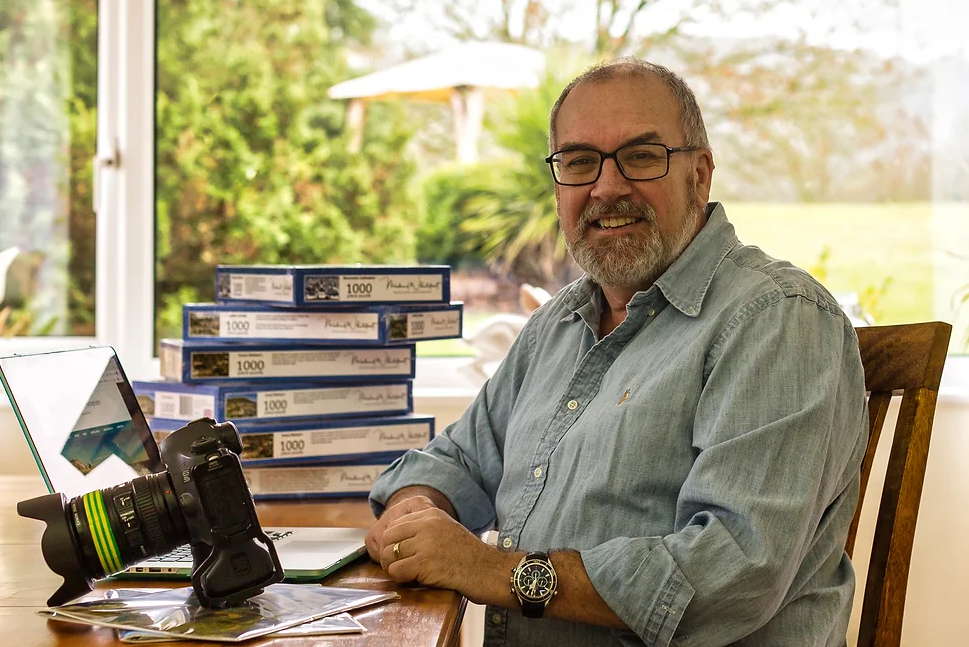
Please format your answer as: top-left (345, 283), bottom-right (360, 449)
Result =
top-left (514, 560), bottom-right (557, 602)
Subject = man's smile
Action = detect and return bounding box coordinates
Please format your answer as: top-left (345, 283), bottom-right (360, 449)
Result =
top-left (592, 216), bottom-right (642, 230)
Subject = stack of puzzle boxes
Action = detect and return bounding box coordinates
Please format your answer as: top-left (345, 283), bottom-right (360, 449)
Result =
top-left (135, 265), bottom-right (462, 500)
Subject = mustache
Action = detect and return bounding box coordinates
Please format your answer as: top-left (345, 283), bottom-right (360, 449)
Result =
top-left (579, 199), bottom-right (656, 229)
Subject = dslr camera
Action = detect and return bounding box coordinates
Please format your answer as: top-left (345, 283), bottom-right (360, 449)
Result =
top-left (18, 418), bottom-right (283, 608)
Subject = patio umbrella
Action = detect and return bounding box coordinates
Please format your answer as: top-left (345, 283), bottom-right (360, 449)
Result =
top-left (329, 41), bottom-right (545, 162)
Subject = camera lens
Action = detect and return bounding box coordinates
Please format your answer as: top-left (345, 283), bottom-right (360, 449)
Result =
top-left (68, 472), bottom-right (188, 578)
top-left (19, 417), bottom-right (282, 608)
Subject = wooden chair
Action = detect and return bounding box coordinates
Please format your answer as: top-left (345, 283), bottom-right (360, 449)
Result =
top-left (847, 321), bottom-right (951, 647)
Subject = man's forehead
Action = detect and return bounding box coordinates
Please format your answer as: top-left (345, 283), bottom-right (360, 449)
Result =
top-left (554, 75), bottom-right (680, 146)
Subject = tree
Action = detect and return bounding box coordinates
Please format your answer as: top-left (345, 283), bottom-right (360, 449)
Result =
top-left (669, 37), bottom-right (931, 201)
top-left (370, 0), bottom-right (682, 57)
top-left (154, 0), bottom-right (420, 341)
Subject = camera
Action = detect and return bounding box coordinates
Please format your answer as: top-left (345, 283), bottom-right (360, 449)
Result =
top-left (18, 418), bottom-right (283, 608)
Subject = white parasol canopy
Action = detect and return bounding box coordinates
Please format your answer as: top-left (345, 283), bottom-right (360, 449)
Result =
top-left (329, 41), bottom-right (545, 102)
top-left (329, 42), bottom-right (546, 161)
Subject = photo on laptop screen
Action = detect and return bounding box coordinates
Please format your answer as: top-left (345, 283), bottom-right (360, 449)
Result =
top-left (0, 346), bottom-right (161, 496)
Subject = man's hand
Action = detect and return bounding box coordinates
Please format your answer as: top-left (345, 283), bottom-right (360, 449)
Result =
top-left (365, 494), bottom-right (439, 562)
top-left (378, 507), bottom-right (514, 605)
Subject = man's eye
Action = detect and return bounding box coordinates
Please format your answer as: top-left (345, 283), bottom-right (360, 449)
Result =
top-left (564, 156), bottom-right (597, 168)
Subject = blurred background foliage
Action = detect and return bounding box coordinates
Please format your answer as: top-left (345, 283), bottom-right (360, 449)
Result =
top-left (154, 0), bottom-right (419, 341)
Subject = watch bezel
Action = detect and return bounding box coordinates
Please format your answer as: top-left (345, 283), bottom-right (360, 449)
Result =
top-left (512, 558), bottom-right (558, 602)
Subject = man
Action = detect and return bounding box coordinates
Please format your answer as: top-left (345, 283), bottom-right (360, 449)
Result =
top-left (366, 58), bottom-right (867, 646)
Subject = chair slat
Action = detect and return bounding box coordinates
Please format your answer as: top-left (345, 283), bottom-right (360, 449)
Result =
top-left (851, 321), bottom-right (950, 647)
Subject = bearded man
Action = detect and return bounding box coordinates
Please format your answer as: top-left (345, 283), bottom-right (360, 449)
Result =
top-left (366, 59), bottom-right (867, 647)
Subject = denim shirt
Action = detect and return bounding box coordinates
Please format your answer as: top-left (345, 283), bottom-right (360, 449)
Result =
top-left (370, 203), bottom-right (868, 647)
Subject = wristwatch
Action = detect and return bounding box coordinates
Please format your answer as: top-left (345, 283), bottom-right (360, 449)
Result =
top-left (510, 551), bottom-right (558, 618)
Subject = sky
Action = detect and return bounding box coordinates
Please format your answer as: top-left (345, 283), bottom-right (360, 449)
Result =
top-left (357, 0), bottom-right (969, 64)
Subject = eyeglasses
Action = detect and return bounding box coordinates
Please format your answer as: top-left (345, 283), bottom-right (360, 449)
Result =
top-left (544, 142), bottom-right (700, 186)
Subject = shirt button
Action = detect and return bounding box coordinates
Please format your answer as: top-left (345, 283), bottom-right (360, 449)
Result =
top-left (566, 399), bottom-right (578, 410)
top-left (533, 467), bottom-right (542, 479)
top-left (491, 613), bottom-right (503, 624)
top-left (502, 537), bottom-right (513, 549)
top-left (647, 308), bottom-right (656, 316)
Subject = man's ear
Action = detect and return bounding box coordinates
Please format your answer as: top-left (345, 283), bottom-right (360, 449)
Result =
top-left (692, 149), bottom-right (715, 209)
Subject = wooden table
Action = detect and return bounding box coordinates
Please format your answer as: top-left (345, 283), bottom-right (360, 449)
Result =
top-left (0, 476), bottom-right (465, 646)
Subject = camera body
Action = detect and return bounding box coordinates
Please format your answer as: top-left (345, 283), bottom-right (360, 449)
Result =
top-left (18, 418), bottom-right (283, 608)
top-left (161, 418), bottom-right (283, 607)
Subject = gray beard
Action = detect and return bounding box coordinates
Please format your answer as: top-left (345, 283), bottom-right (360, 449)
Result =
top-left (565, 198), bottom-right (701, 290)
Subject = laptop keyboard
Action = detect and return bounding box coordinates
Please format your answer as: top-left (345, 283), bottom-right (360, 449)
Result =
top-left (154, 530), bottom-right (294, 562)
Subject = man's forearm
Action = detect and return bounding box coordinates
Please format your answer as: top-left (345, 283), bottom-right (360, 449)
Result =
top-left (375, 494), bottom-right (625, 629)
top-left (384, 485), bottom-right (457, 519)
top-left (464, 548), bottom-right (627, 630)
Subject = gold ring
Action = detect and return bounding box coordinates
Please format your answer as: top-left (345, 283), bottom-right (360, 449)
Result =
top-left (392, 541), bottom-right (401, 561)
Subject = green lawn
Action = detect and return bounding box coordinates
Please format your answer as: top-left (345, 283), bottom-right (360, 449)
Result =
top-left (418, 202), bottom-right (969, 356)
top-left (727, 202), bottom-right (968, 333)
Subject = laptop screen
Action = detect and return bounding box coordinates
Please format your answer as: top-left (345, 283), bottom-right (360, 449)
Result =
top-left (0, 346), bottom-right (162, 496)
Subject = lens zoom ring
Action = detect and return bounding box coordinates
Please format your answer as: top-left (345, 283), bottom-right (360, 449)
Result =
top-left (132, 481), bottom-right (166, 553)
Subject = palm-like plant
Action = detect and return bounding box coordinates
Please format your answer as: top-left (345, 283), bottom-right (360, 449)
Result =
top-left (418, 68), bottom-right (586, 288)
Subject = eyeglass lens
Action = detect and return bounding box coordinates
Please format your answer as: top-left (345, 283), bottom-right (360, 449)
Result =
top-left (550, 143), bottom-right (669, 184)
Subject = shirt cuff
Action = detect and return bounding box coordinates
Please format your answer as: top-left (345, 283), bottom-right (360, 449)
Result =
top-left (581, 537), bottom-right (695, 646)
top-left (368, 449), bottom-right (496, 533)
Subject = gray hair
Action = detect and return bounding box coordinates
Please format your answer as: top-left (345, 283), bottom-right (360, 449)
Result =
top-left (549, 58), bottom-right (709, 151)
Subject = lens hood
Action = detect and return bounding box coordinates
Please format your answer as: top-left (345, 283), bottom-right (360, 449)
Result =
top-left (17, 492), bottom-right (95, 606)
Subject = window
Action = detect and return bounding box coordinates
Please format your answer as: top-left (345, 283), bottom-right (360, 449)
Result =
top-left (3, 1), bottom-right (968, 384)
top-left (0, 0), bottom-right (97, 338)
top-left (0, 0), bottom-right (154, 380)
top-left (152, 0), bottom-right (969, 367)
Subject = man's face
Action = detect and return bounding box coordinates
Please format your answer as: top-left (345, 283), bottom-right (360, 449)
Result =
top-left (552, 75), bottom-right (711, 291)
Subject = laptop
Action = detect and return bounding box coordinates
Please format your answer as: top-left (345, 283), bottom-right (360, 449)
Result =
top-left (0, 345), bottom-right (367, 582)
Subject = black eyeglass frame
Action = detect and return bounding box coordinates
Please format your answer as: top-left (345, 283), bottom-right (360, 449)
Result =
top-left (544, 143), bottom-right (701, 186)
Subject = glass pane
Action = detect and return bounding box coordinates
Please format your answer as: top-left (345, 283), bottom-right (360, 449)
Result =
top-left (0, 0), bottom-right (97, 336)
top-left (155, 0), bottom-right (969, 367)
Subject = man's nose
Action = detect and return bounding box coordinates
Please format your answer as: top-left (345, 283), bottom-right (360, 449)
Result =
top-left (589, 157), bottom-right (633, 202)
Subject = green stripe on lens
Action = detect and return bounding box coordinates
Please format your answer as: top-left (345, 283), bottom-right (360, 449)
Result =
top-left (92, 491), bottom-right (123, 573)
top-left (82, 492), bottom-right (113, 575)
top-left (97, 490), bottom-right (124, 573)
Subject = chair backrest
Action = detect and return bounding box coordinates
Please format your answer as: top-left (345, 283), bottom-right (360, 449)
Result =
top-left (848, 321), bottom-right (951, 647)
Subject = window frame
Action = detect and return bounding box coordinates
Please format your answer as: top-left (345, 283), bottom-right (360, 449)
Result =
top-left (93, 0), bottom-right (156, 379)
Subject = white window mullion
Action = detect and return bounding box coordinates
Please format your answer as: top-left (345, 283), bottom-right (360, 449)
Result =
top-left (95, 0), bottom-right (155, 378)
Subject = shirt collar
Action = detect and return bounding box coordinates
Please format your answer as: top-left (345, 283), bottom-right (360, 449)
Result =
top-left (654, 202), bottom-right (737, 317)
top-left (562, 202), bottom-right (737, 319)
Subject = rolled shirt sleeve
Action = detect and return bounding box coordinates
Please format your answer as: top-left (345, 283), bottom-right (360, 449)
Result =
top-left (580, 292), bottom-right (867, 645)
top-left (369, 312), bottom-right (538, 534)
